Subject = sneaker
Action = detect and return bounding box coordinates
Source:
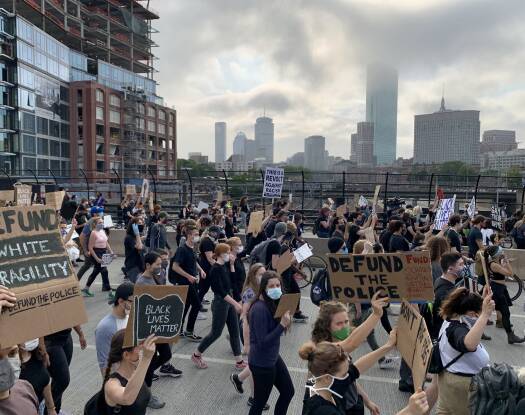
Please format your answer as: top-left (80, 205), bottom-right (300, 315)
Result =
top-left (200, 306), bottom-right (208, 312)
top-left (378, 356), bottom-right (398, 370)
top-left (191, 353), bottom-right (208, 369)
top-left (508, 331), bottom-right (525, 344)
top-left (183, 331), bottom-right (203, 342)
top-left (496, 320), bottom-right (503, 329)
top-left (147, 395), bottom-right (166, 409)
top-left (247, 397), bottom-right (270, 411)
top-left (481, 333), bottom-right (492, 341)
top-left (81, 288), bottom-right (94, 297)
top-left (151, 373), bottom-right (160, 381)
top-left (235, 360), bottom-right (248, 370)
top-left (197, 312), bottom-right (208, 320)
top-left (398, 381), bottom-right (415, 394)
top-left (107, 290), bottom-right (115, 302)
top-left (101, 286), bottom-right (112, 292)
top-left (159, 363), bottom-right (183, 378)
top-left (293, 311), bottom-right (309, 323)
top-left (230, 373), bottom-right (244, 394)
top-left (202, 299), bottom-right (211, 305)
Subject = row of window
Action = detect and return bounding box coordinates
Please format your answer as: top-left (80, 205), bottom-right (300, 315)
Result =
top-left (17, 39), bottom-right (69, 82)
top-left (22, 134), bottom-right (69, 158)
top-left (20, 112), bottom-right (69, 139)
top-left (17, 17), bottom-right (69, 64)
top-left (95, 89), bottom-right (121, 107)
top-left (22, 156), bottom-right (70, 173)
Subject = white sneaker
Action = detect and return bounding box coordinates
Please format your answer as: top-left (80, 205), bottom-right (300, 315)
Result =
top-left (197, 312), bottom-right (208, 320)
top-left (378, 356), bottom-right (399, 370)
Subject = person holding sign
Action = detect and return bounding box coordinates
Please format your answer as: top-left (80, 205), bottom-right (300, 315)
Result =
top-left (99, 331), bottom-right (156, 415)
top-left (192, 244), bottom-right (246, 370)
top-left (436, 287), bottom-right (494, 415)
top-left (248, 271), bottom-right (294, 415)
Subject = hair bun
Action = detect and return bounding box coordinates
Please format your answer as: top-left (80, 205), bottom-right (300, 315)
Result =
top-left (298, 341), bottom-right (316, 361)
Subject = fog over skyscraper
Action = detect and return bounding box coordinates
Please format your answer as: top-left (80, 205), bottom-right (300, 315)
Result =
top-left (215, 122), bottom-right (227, 162)
top-left (254, 116), bottom-right (274, 163)
top-left (366, 63), bottom-right (398, 165)
top-left (304, 135), bottom-right (327, 170)
top-left (233, 131), bottom-right (248, 157)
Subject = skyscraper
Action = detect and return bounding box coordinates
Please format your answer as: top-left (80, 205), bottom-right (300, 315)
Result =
top-left (304, 135), bottom-right (327, 170)
top-left (480, 130), bottom-right (517, 153)
top-left (254, 116), bottom-right (274, 163)
top-left (413, 98), bottom-right (480, 165)
top-left (351, 122), bottom-right (375, 167)
top-left (366, 63), bottom-right (398, 165)
top-left (233, 131), bottom-right (248, 158)
top-left (215, 122), bottom-right (227, 163)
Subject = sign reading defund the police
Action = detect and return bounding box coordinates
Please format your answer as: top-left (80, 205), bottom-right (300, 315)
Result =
top-left (0, 205), bottom-right (87, 348)
top-left (124, 285), bottom-right (188, 347)
top-left (262, 167), bottom-right (284, 198)
top-left (326, 252), bottom-right (434, 303)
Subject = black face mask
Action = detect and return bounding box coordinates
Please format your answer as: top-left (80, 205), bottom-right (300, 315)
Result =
top-left (138, 224), bottom-right (145, 233)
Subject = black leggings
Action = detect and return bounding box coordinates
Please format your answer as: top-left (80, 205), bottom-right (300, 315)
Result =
top-left (86, 248), bottom-right (111, 289)
top-left (249, 356), bottom-right (294, 415)
top-left (198, 273), bottom-right (212, 303)
top-left (45, 334), bottom-right (73, 413)
top-left (145, 343), bottom-right (172, 387)
top-left (282, 270), bottom-right (301, 312)
top-left (181, 282), bottom-right (201, 333)
top-left (491, 281), bottom-right (513, 333)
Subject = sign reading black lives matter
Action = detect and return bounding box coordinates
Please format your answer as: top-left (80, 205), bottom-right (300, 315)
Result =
top-left (326, 252), bottom-right (434, 303)
top-left (262, 167), bottom-right (284, 198)
top-left (0, 205), bottom-right (88, 348)
top-left (124, 285), bottom-right (188, 347)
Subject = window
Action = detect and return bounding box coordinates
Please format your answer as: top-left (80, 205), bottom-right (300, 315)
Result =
top-left (49, 140), bottom-right (60, 157)
top-left (147, 106), bottom-right (156, 117)
top-left (109, 110), bottom-right (120, 124)
top-left (78, 143), bottom-right (83, 158)
top-left (136, 118), bottom-right (145, 130)
top-left (159, 110), bottom-right (166, 121)
top-left (77, 89), bottom-right (83, 101)
top-left (158, 124), bottom-right (165, 135)
top-left (18, 66), bottom-right (35, 89)
top-left (78, 125), bottom-right (83, 139)
top-left (96, 106), bottom-right (104, 120)
top-left (59, 104), bottom-right (69, 121)
top-left (47, 58), bottom-right (58, 77)
top-left (60, 123), bottom-right (69, 140)
top-left (96, 143), bottom-right (104, 154)
top-left (169, 126), bottom-right (173, 136)
top-left (23, 134), bottom-right (36, 154)
top-left (17, 18), bottom-right (34, 43)
top-left (61, 142), bottom-right (69, 158)
top-left (96, 160), bottom-right (104, 172)
top-left (37, 138), bottom-right (48, 155)
top-left (18, 88), bottom-right (35, 110)
top-left (96, 89), bottom-right (104, 103)
top-left (23, 156), bottom-right (36, 171)
top-left (46, 37), bottom-right (58, 58)
top-left (21, 112), bottom-right (35, 133)
top-left (169, 113), bottom-right (175, 122)
top-left (49, 120), bottom-right (60, 138)
top-left (37, 117), bottom-right (48, 135)
top-left (147, 120), bottom-right (155, 132)
top-left (109, 94), bottom-right (120, 107)
top-left (37, 158), bottom-right (49, 171)
top-left (16, 40), bottom-right (33, 64)
top-left (168, 140), bottom-right (173, 150)
top-left (34, 51), bottom-right (46, 71)
top-left (138, 104), bottom-right (145, 115)
top-left (96, 124), bottom-right (104, 137)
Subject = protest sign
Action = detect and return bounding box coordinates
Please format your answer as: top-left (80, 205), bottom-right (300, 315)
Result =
top-left (353, 194), bottom-right (359, 208)
top-left (293, 243), bottom-right (313, 264)
top-left (216, 191), bottom-right (223, 203)
top-left (149, 194), bottom-right (154, 212)
top-left (397, 301), bottom-right (433, 389)
top-left (141, 179), bottom-right (150, 200)
top-left (336, 204), bottom-right (347, 218)
top-left (103, 215), bottom-right (114, 228)
top-left (358, 195), bottom-right (368, 208)
top-left (101, 253), bottom-right (113, 268)
top-left (247, 211), bottom-right (264, 235)
top-left (274, 293), bottom-right (301, 318)
top-left (467, 196), bottom-right (476, 218)
top-left (372, 185), bottom-right (381, 206)
top-left (45, 191), bottom-right (65, 211)
top-left (197, 201), bottom-right (209, 212)
top-left (125, 184), bottom-right (136, 196)
top-left (124, 285), bottom-right (188, 347)
top-left (275, 249), bottom-right (294, 276)
top-left (0, 190), bottom-right (14, 206)
top-left (364, 227), bottom-right (376, 244)
top-left (434, 195), bottom-right (456, 230)
top-left (491, 205), bottom-right (506, 230)
top-left (14, 183), bottom-right (32, 206)
top-left (326, 251), bottom-right (434, 303)
top-left (262, 167), bottom-right (284, 198)
top-left (0, 205), bottom-right (88, 348)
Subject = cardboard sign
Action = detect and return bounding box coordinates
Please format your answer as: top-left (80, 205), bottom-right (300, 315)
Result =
top-left (372, 185), bottom-right (381, 206)
top-left (466, 196), bottom-right (476, 218)
top-left (216, 191), bottom-right (223, 203)
top-left (353, 194), bottom-right (359, 208)
top-left (293, 243), bottom-right (313, 264)
top-left (247, 211), bottom-right (264, 235)
top-left (0, 205), bottom-right (88, 348)
top-left (103, 215), bottom-right (114, 228)
top-left (326, 252), bottom-right (434, 303)
top-left (149, 194), bottom-right (154, 212)
top-left (124, 285), bottom-right (188, 347)
top-left (336, 204), bottom-right (347, 218)
top-left (275, 249), bottom-right (294, 276)
top-left (0, 190), bottom-right (14, 204)
top-left (274, 293), bottom-right (300, 318)
top-left (15, 184), bottom-right (32, 206)
top-left (264, 204), bottom-right (273, 218)
top-left (397, 301), bottom-right (432, 389)
top-left (141, 179), bottom-right (150, 200)
top-left (197, 201), bottom-right (209, 212)
top-left (45, 191), bottom-right (65, 211)
top-left (434, 195), bottom-right (456, 230)
top-left (364, 227), bottom-right (375, 244)
top-left (491, 205), bottom-right (506, 230)
top-left (358, 195), bottom-right (368, 208)
top-left (125, 184), bottom-right (136, 196)
top-left (263, 167), bottom-right (284, 198)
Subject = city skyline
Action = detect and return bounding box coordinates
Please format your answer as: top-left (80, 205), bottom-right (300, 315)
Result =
top-left (153, 0), bottom-right (525, 163)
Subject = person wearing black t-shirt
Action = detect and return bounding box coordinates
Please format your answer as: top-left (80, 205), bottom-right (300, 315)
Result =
top-left (446, 214), bottom-right (463, 254)
top-left (388, 220), bottom-right (410, 252)
top-left (227, 237), bottom-right (247, 302)
top-left (123, 217), bottom-right (145, 282)
top-left (467, 215), bottom-right (485, 259)
top-left (198, 230), bottom-right (217, 305)
top-left (170, 225), bottom-right (206, 342)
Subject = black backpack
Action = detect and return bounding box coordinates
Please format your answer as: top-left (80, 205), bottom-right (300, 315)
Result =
top-left (310, 269), bottom-right (332, 306)
top-left (469, 363), bottom-right (520, 415)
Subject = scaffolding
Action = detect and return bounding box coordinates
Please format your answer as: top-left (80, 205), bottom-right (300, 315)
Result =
top-left (121, 85), bottom-right (147, 179)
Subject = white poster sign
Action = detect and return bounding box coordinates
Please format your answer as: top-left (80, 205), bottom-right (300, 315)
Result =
top-left (435, 195), bottom-right (456, 230)
top-left (467, 196), bottom-right (476, 218)
top-left (262, 167), bottom-right (284, 198)
top-left (358, 195), bottom-right (368, 208)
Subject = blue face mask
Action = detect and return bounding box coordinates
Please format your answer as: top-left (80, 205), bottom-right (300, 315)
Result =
top-left (266, 287), bottom-right (282, 300)
top-left (340, 246), bottom-right (348, 254)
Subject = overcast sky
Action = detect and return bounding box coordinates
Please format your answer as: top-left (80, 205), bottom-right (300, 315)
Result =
top-left (152, 0), bottom-right (525, 162)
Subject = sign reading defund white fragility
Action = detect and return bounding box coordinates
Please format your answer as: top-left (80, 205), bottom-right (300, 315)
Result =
top-left (434, 195), bottom-right (456, 230)
top-left (263, 167), bottom-right (284, 198)
top-left (0, 205), bottom-right (88, 348)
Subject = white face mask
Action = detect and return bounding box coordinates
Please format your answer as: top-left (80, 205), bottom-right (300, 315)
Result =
top-left (193, 236), bottom-right (200, 243)
top-left (221, 254), bottom-right (230, 262)
top-left (236, 246), bottom-right (244, 254)
top-left (307, 373), bottom-right (349, 399)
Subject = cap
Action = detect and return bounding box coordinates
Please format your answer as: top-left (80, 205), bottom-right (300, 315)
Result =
top-left (90, 206), bottom-right (103, 216)
top-left (0, 358), bottom-right (15, 392)
top-left (112, 282), bottom-right (134, 306)
top-left (273, 222), bottom-right (288, 238)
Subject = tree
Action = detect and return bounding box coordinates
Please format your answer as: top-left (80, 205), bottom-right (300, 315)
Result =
top-left (506, 166), bottom-right (522, 189)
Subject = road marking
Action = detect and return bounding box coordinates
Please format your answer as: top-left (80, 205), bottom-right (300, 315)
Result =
top-left (72, 344), bottom-right (398, 385)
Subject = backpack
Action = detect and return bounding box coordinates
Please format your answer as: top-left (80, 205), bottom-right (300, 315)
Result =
top-left (469, 363), bottom-right (520, 415)
top-left (312, 217), bottom-right (322, 236)
top-left (427, 331), bottom-right (465, 374)
top-left (250, 238), bottom-right (273, 264)
top-left (84, 389), bottom-right (115, 415)
top-left (310, 269), bottom-right (332, 306)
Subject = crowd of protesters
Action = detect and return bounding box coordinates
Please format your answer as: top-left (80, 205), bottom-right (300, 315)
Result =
top-left (1, 191), bottom-right (525, 415)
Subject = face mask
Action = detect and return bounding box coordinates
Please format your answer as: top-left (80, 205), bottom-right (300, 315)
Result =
top-left (221, 254), bottom-right (230, 262)
top-left (460, 314), bottom-right (478, 328)
top-left (138, 224), bottom-right (145, 233)
top-left (161, 260), bottom-right (169, 268)
top-left (153, 267), bottom-right (162, 276)
top-left (340, 246), bottom-right (348, 255)
top-left (331, 326), bottom-right (350, 341)
top-left (96, 223), bottom-right (104, 231)
top-left (266, 287), bottom-right (282, 300)
top-left (236, 246), bottom-right (244, 254)
top-left (193, 236), bottom-right (200, 243)
top-left (24, 338), bottom-right (40, 352)
top-left (307, 372), bottom-right (349, 400)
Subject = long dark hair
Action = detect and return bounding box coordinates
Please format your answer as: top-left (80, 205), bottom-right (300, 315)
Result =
top-left (250, 271), bottom-right (282, 318)
top-left (103, 329), bottom-right (134, 383)
top-left (126, 217), bottom-right (141, 237)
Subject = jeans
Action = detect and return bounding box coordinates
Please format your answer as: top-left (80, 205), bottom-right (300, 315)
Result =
top-left (249, 356), bottom-right (294, 415)
top-left (44, 333), bottom-right (73, 413)
top-left (145, 343), bottom-right (172, 387)
top-left (86, 248), bottom-right (111, 289)
top-left (180, 282), bottom-right (201, 333)
top-left (77, 254), bottom-right (95, 281)
top-left (198, 296), bottom-right (241, 356)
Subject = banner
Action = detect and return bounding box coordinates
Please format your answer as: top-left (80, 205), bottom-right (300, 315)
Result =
top-left (466, 196), bottom-right (476, 218)
top-left (124, 285), bottom-right (188, 347)
top-left (398, 301), bottom-right (433, 389)
top-left (434, 195), bottom-right (456, 230)
top-left (0, 190), bottom-right (14, 206)
top-left (262, 167), bottom-right (284, 198)
top-left (491, 206), bottom-right (506, 230)
top-left (0, 205), bottom-right (88, 348)
top-left (326, 252), bottom-right (434, 303)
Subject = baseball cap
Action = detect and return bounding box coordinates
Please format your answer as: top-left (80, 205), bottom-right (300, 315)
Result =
top-left (111, 282), bottom-right (134, 306)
